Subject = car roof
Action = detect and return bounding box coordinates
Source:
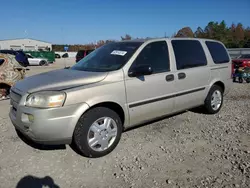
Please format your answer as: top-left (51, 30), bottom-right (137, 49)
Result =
top-left (119, 37), bottom-right (222, 44)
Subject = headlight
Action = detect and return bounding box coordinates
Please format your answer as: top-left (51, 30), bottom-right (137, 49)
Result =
top-left (26, 91), bottom-right (66, 108)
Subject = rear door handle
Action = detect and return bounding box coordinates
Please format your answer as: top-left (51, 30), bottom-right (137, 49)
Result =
top-left (178, 72), bottom-right (186, 80)
top-left (166, 74), bottom-right (174, 82)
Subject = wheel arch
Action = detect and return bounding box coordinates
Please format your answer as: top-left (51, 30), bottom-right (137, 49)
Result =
top-left (212, 81), bottom-right (225, 93)
top-left (86, 101), bottom-right (126, 128)
top-left (0, 82), bottom-right (12, 96)
top-left (0, 81), bottom-right (12, 87)
top-left (209, 79), bottom-right (225, 93)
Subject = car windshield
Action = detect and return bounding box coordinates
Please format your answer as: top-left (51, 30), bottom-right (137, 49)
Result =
top-left (238, 54), bottom-right (250, 58)
top-left (71, 42), bottom-right (143, 72)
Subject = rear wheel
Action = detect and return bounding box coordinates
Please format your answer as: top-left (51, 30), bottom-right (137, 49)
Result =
top-left (246, 78), bottom-right (250, 83)
top-left (73, 107), bottom-right (122, 158)
top-left (204, 85), bottom-right (223, 114)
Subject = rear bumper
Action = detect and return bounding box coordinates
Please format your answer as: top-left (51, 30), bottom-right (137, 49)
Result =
top-left (224, 78), bottom-right (233, 96)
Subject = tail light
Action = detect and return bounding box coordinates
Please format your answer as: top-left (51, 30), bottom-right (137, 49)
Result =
top-left (245, 61), bottom-right (250, 67)
top-left (242, 60), bottom-right (250, 67)
top-left (242, 61), bottom-right (247, 67)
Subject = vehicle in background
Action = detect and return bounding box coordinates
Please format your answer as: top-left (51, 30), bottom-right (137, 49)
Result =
top-left (232, 54), bottom-right (250, 68)
top-left (0, 53), bottom-right (28, 99)
top-left (0, 50), bottom-right (29, 67)
top-left (26, 54), bottom-right (48, 66)
top-left (9, 38), bottom-right (232, 158)
top-left (232, 54), bottom-right (250, 83)
top-left (76, 49), bottom-right (95, 62)
top-left (62, 53), bottom-right (69, 58)
top-left (24, 51), bottom-right (55, 64)
top-left (55, 53), bottom-right (61, 58)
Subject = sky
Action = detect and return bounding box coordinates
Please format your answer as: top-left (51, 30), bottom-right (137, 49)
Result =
top-left (1, 0), bottom-right (249, 44)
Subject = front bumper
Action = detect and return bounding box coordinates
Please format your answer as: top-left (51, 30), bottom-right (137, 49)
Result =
top-left (9, 100), bottom-right (89, 145)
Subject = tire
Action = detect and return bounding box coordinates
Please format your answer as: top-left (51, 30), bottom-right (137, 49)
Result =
top-left (39, 61), bottom-right (46, 66)
top-left (204, 85), bottom-right (223, 114)
top-left (246, 78), bottom-right (250, 83)
top-left (239, 77), bottom-right (243, 83)
top-left (73, 107), bottom-right (122, 158)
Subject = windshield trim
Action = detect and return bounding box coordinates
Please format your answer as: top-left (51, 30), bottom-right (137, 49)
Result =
top-left (71, 41), bottom-right (144, 72)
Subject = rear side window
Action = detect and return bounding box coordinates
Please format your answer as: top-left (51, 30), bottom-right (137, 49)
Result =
top-left (131, 41), bottom-right (170, 73)
top-left (205, 41), bottom-right (230, 64)
top-left (172, 40), bottom-right (207, 70)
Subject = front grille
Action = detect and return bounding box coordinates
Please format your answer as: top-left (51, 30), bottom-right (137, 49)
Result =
top-left (10, 89), bottom-right (22, 104)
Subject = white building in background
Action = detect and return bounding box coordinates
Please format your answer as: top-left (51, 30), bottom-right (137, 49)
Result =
top-left (0, 38), bottom-right (52, 51)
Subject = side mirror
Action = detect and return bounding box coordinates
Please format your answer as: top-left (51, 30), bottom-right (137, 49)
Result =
top-left (128, 64), bottom-right (153, 77)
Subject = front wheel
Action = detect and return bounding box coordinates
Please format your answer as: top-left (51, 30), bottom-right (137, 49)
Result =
top-left (39, 60), bottom-right (46, 66)
top-left (204, 85), bottom-right (223, 114)
top-left (246, 78), bottom-right (250, 83)
top-left (73, 107), bottom-right (122, 158)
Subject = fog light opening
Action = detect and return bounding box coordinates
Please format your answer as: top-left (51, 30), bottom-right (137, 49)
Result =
top-left (27, 114), bottom-right (34, 122)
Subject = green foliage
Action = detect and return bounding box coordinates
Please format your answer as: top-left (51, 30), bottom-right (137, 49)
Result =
top-left (121, 34), bottom-right (132, 40)
top-left (175, 27), bottom-right (194, 38)
top-left (191, 20), bottom-right (249, 48)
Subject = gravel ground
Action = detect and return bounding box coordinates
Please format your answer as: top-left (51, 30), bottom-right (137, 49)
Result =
top-left (0, 59), bottom-right (249, 188)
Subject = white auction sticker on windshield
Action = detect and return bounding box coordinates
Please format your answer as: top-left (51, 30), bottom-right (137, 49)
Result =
top-left (111, 50), bottom-right (127, 56)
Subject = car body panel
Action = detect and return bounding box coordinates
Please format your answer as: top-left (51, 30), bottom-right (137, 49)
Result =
top-left (28, 58), bottom-right (46, 66)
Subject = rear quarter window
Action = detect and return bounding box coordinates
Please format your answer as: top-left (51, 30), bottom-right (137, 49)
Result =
top-left (205, 41), bottom-right (230, 64)
top-left (171, 40), bottom-right (207, 70)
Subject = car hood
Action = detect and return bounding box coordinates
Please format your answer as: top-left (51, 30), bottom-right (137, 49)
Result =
top-left (13, 69), bottom-right (108, 93)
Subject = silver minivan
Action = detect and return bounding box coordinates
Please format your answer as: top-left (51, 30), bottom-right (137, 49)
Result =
top-left (9, 38), bottom-right (233, 157)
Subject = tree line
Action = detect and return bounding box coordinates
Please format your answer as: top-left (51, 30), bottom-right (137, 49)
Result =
top-left (52, 20), bottom-right (250, 51)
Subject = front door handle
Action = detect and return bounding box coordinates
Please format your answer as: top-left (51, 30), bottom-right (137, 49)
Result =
top-left (178, 72), bottom-right (186, 80)
top-left (166, 74), bottom-right (174, 82)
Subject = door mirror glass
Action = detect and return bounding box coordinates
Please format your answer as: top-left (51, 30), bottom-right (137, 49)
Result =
top-left (128, 64), bottom-right (153, 77)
